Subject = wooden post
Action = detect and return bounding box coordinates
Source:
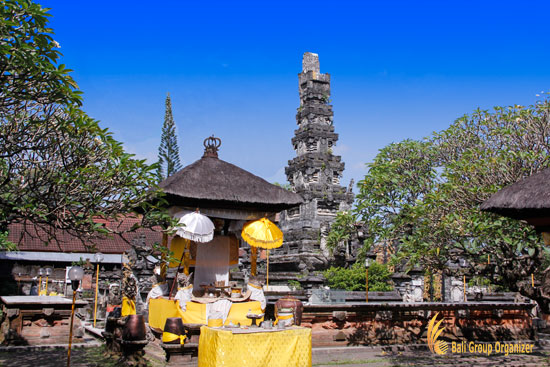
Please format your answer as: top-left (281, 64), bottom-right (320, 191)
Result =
top-left (266, 250), bottom-right (270, 291)
top-left (463, 275), bottom-right (467, 302)
top-left (38, 276), bottom-right (42, 295)
top-left (366, 268), bottom-right (369, 303)
top-left (183, 240), bottom-right (191, 276)
top-left (67, 290), bottom-right (77, 367)
top-left (93, 263), bottom-right (99, 328)
top-left (250, 246), bottom-right (257, 276)
top-left (161, 233), bottom-right (168, 278)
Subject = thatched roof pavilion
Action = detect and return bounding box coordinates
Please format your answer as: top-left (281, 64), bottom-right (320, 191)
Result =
top-left (160, 136), bottom-right (302, 217)
top-left (481, 167), bottom-right (550, 228)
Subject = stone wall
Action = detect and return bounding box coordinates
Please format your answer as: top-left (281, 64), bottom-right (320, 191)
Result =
top-left (300, 302), bottom-right (535, 347)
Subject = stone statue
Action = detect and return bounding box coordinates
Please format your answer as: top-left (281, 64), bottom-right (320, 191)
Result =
top-left (174, 272), bottom-right (193, 312)
top-left (122, 263), bottom-right (138, 301)
top-left (145, 266), bottom-right (168, 306)
top-left (248, 275), bottom-right (266, 310)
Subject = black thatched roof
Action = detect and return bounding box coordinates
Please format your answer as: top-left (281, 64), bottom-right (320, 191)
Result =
top-left (159, 156), bottom-right (302, 212)
top-left (480, 168), bottom-right (550, 220)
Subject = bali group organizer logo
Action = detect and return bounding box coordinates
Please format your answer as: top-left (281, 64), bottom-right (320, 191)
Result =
top-left (427, 312), bottom-right (448, 355)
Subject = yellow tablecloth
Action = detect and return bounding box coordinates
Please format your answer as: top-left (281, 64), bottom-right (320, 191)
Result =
top-left (148, 298), bottom-right (264, 331)
top-left (198, 326), bottom-right (312, 367)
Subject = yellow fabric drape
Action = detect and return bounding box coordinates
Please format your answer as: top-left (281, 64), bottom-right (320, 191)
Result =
top-left (169, 236), bottom-right (189, 268)
top-left (162, 331), bottom-right (186, 344)
top-left (149, 299), bottom-right (185, 331)
top-left (207, 318), bottom-right (223, 327)
top-left (148, 298), bottom-right (264, 330)
top-left (121, 297), bottom-right (136, 316)
top-left (224, 301), bottom-right (264, 325)
top-left (198, 326), bottom-right (312, 367)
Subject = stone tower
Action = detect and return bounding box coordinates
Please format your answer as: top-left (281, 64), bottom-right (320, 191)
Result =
top-left (275, 53), bottom-right (354, 283)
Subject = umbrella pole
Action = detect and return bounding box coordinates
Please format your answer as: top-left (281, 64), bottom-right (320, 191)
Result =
top-left (183, 240), bottom-right (190, 275)
top-left (251, 246), bottom-right (257, 276)
top-left (161, 233), bottom-right (168, 279)
top-left (168, 250), bottom-right (186, 300)
top-left (266, 250), bottom-right (269, 291)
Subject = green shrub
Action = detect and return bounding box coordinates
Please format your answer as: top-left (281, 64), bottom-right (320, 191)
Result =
top-left (287, 280), bottom-right (302, 290)
top-left (323, 262), bottom-right (393, 291)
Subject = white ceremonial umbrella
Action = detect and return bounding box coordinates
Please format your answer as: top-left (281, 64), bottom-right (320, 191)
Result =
top-left (175, 211), bottom-right (215, 243)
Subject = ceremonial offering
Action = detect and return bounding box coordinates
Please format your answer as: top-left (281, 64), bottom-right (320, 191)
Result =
top-left (231, 287), bottom-right (242, 298)
top-left (246, 312), bottom-right (264, 327)
top-left (275, 295), bottom-right (304, 325)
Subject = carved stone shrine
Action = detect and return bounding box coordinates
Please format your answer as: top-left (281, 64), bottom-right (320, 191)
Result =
top-left (275, 53), bottom-right (354, 285)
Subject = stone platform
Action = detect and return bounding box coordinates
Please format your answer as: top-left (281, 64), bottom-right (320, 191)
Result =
top-left (0, 296), bottom-right (88, 345)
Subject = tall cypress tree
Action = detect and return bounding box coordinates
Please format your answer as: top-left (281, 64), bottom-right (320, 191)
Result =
top-left (157, 93), bottom-right (182, 180)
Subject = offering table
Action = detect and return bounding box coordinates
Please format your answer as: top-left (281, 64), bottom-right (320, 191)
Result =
top-left (148, 298), bottom-right (264, 331)
top-left (198, 325), bottom-right (311, 367)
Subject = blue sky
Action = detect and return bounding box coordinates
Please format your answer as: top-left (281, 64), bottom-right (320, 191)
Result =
top-left (41, 0), bottom-right (550, 189)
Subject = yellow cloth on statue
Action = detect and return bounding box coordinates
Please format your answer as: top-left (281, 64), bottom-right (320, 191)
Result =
top-left (162, 331), bottom-right (186, 344)
top-left (122, 297), bottom-right (136, 316)
top-left (198, 326), bottom-right (312, 367)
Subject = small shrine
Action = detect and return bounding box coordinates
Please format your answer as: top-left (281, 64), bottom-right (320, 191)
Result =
top-left (132, 136), bottom-right (308, 362)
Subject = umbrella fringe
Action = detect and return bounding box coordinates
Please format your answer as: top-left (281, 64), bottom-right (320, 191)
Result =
top-left (242, 236), bottom-right (283, 249)
top-left (176, 229), bottom-right (214, 243)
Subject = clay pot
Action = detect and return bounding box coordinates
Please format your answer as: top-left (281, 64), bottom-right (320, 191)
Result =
top-left (275, 295), bottom-right (304, 326)
top-left (122, 314), bottom-right (146, 341)
top-left (163, 317), bottom-right (186, 344)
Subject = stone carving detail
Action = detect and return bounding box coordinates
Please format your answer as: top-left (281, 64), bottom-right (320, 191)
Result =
top-left (451, 278), bottom-right (465, 302)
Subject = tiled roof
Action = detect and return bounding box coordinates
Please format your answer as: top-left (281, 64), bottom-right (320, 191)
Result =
top-left (7, 216), bottom-right (163, 254)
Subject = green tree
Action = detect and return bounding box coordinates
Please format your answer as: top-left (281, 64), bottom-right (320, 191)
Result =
top-left (325, 211), bottom-right (356, 254)
top-left (0, 0), bottom-right (168, 249)
top-left (157, 93), bottom-right (182, 180)
top-left (355, 139), bottom-right (438, 257)
top-left (356, 98), bottom-right (550, 311)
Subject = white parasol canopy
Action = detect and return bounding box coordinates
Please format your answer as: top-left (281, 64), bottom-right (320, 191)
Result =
top-left (175, 211), bottom-right (215, 243)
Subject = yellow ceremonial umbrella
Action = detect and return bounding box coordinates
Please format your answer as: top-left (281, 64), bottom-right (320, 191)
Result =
top-left (241, 217), bottom-right (283, 289)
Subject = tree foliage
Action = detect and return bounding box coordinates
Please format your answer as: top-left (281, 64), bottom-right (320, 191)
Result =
top-left (0, 0), bottom-right (168, 248)
top-left (356, 97), bottom-right (550, 311)
top-left (325, 211), bottom-right (356, 253)
top-left (157, 93), bottom-right (182, 180)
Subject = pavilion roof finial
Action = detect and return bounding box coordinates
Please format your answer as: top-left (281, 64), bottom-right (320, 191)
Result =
top-left (203, 135), bottom-right (221, 158)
